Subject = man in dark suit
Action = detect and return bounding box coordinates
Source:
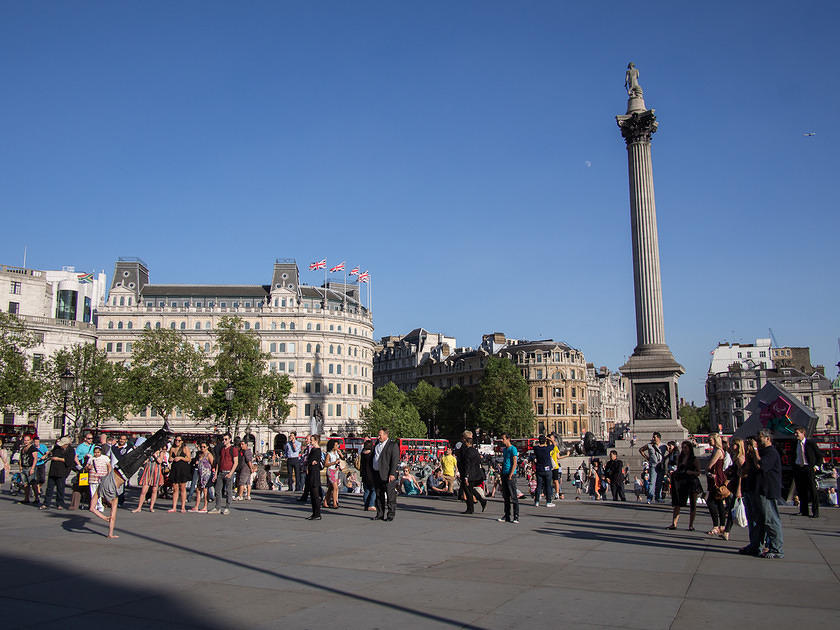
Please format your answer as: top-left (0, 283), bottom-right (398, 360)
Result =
top-left (793, 425), bottom-right (823, 518)
top-left (372, 427), bottom-right (400, 522)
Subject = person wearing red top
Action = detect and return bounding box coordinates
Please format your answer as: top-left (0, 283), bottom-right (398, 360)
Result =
top-left (209, 434), bottom-right (238, 515)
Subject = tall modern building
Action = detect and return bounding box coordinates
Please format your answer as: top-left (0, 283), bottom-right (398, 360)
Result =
top-left (97, 258), bottom-right (375, 449)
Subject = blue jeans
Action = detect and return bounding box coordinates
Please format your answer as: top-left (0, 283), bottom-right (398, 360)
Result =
top-left (757, 495), bottom-right (784, 555)
top-left (363, 483), bottom-right (375, 509)
top-left (647, 467), bottom-right (658, 501)
top-left (186, 467), bottom-right (200, 502)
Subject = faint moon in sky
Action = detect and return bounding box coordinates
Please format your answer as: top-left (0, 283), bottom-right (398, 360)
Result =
top-left (584, 160), bottom-right (592, 168)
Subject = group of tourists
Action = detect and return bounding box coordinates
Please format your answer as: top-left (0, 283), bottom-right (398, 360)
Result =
top-left (1, 422), bottom-right (831, 556)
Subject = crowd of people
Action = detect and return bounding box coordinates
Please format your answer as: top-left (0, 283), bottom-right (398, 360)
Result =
top-left (1, 423), bottom-right (835, 553)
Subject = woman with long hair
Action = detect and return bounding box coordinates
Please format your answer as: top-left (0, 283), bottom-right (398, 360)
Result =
top-left (132, 447), bottom-right (165, 513)
top-left (324, 439), bottom-right (342, 509)
top-left (306, 434), bottom-right (323, 520)
top-left (705, 433), bottom-right (728, 536)
top-left (739, 438), bottom-right (762, 555)
top-left (190, 442), bottom-right (214, 513)
top-left (359, 439), bottom-right (376, 512)
top-left (719, 438), bottom-right (745, 541)
top-left (167, 436), bottom-right (192, 513)
top-left (668, 441), bottom-right (702, 530)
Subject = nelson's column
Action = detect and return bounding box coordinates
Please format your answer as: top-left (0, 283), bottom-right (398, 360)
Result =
top-left (617, 63), bottom-right (686, 441)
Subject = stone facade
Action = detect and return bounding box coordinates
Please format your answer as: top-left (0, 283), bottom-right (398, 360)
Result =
top-left (96, 258), bottom-right (375, 448)
top-left (373, 328), bottom-right (456, 392)
top-left (586, 364), bottom-right (631, 439)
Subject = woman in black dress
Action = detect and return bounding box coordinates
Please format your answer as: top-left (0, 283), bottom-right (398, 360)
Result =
top-left (668, 441), bottom-right (702, 530)
top-left (167, 436), bottom-right (192, 513)
top-left (306, 435), bottom-right (323, 520)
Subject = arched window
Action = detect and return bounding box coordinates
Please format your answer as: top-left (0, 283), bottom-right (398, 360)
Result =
top-left (155, 322), bottom-right (161, 329)
top-left (307, 323), bottom-right (312, 330)
top-left (254, 322), bottom-right (260, 330)
top-left (280, 322), bottom-right (286, 329)
top-left (337, 345), bottom-right (342, 355)
top-left (170, 322), bottom-right (176, 329)
top-left (205, 321), bottom-right (211, 329)
top-left (315, 344), bottom-right (321, 353)
top-left (127, 321), bottom-right (133, 329)
top-left (204, 342), bottom-right (210, 351)
top-left (328, 364), bottom-right (334, 374)
top-left (306, 343), bottom-right (312, 352)
top-left (316, 324), bottom-right (321, 331)
top-left (290, 322), bottom-right (295, 330)
top-left (337, 364), bottom-right (342, 375)
top-left (107, 321), bottom-right (114, 329)
top-left (195, 322), bottom-right (201, 330)
top-left (117, 321), bottom-right (124, 329)
top-left (244, 322), bottom-right (250, 330)
top-left (144, 322), bottom-right (151, 329)
top-left (329, 344), bottom-right (334, 354)
top-left (271, 321), bottom-right (277, 330)
top-left (128, 297), bottom-right (132, 306)
top-left (180, 322), bottom-right (186, 330)
top-left (119, 297), bottom-right (125, 306)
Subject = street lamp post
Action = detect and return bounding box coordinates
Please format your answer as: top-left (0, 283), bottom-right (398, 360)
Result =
top-left (225, 384), bottom-right (235, 433)
top-left (93, 389), bottom-right (104, 437)
top-left (59, 368), bottom-right (74, 438)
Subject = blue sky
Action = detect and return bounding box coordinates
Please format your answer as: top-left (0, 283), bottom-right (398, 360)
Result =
top-left (2, 2), bottom-right (838, 404)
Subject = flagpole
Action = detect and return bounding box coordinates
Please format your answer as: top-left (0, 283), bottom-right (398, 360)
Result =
top-left (369, 274), bottom-right (373, 316)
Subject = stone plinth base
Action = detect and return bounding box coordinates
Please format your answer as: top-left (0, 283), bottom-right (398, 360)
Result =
top-left (621, 348), bottom-right (687, 444)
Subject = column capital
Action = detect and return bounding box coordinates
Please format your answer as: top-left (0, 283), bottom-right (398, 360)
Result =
top-left (616, 109), bottom-right (658, 145)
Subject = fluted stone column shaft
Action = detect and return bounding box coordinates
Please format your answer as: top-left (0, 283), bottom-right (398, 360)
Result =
top-left (627, 138), bottom-right (666, 350)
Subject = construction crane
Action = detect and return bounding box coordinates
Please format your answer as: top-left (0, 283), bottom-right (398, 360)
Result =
top-left (768, 328), bottom-right (779, 348)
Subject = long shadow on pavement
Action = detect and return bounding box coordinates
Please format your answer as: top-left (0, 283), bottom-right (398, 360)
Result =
top-left (534, 526), bottom-right (734, 554)
top-left (54, 513), bottom-right (485, 629)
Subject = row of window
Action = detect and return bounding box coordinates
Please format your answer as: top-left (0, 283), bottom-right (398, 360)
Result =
top-left (736, 350), bottom-right (767, 359)
top-left (536, 402), bottom-right (585, 415)
top-left (105, 342), bottom-right (133, 353)
top-left (303, 382), bottom-right (362, 396)
top-left (528, 369), bottom-right (582, 381)
top-left (534, 386), bottom-right (580, 399)
top-left (303, 402), bottom-right (359, 418)
top-left (104, 318), bottom-right (368, 337)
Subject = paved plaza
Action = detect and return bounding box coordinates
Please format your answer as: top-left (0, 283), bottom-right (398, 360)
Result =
top-left (1, 490), bottom-right (838, 629)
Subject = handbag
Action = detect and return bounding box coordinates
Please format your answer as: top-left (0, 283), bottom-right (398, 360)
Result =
top-left (78, 472), bottom-right (89, 487)
top-left (732, 497), bottom-right (747, 528)
top-left (715, 484), bottom-right (731, 500)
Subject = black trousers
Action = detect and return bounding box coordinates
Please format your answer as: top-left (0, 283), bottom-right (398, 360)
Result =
top-left (501, 473), bottom-right (518, 520)
top-left (308, 472), bottom-right (322, 517)
top-left (462, 477), bottom-right (485, 513)
top-left (375, 475), bottom-right (397, 519)
top-left (610, 480), bottom-right (626, 501)
top-left (44, 476), bottom-right (67, 508)
top-left (793, 465), bottom-right (819, 516)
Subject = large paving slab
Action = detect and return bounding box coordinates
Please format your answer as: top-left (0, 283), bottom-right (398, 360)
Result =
top-left (1, 489), bottom-right (838, 629)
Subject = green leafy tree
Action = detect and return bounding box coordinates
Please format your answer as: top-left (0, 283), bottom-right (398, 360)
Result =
top-left (0, 312), bottom-right (43, 414)
top-left (407, 380), bottom-right (442, 433)
top-left (476, 356), bottom-right (535, 437)
top-left (680, 403), bottom-right (710, 434)
top-left (128, 328), bottom-right (205, 424)
top-left (436, 385), bottom-right (474, 441)
top-left (46, 343), bottom-right (130, 437)
top-left (361, 381), bottom-right (426, 438)
top-left (202, 316), bottom-right (292, 435)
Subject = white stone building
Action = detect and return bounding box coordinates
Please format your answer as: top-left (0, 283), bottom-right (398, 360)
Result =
top-left (586, 364), bottom-right (631, 439)
top-left (97, 258), bottom-right (375, 450)
top-left (373, 328), bottom-right (456, 392)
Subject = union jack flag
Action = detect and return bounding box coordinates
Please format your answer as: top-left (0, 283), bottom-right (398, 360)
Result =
top-left (329, 261), bottom-right (345, 273)
top-left (309, 259), bottom-right (326, 271)
top-left (357, 271), bottom-right (370, 283)
top-left (349, 266), bottom-right (360, 276)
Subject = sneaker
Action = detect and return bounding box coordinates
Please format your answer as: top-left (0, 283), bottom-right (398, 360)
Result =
top-left (534, 501), bottom-right (539, 507)
top-left (497, 517), bottom-right (510, 523)
top-left (222, 508), bottom-right (230, 515)
top-left (512, 518), bottom-right (519, 524)
top-left (761, 551), bottom-right (783, 559)
top-left (546, 502), bottom-right (556, 507)
top-left (208, 508), bottom-right (220, 514)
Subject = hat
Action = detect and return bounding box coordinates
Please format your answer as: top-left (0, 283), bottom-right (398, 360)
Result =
top-left (57, 437), bottom-right (72, 447)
